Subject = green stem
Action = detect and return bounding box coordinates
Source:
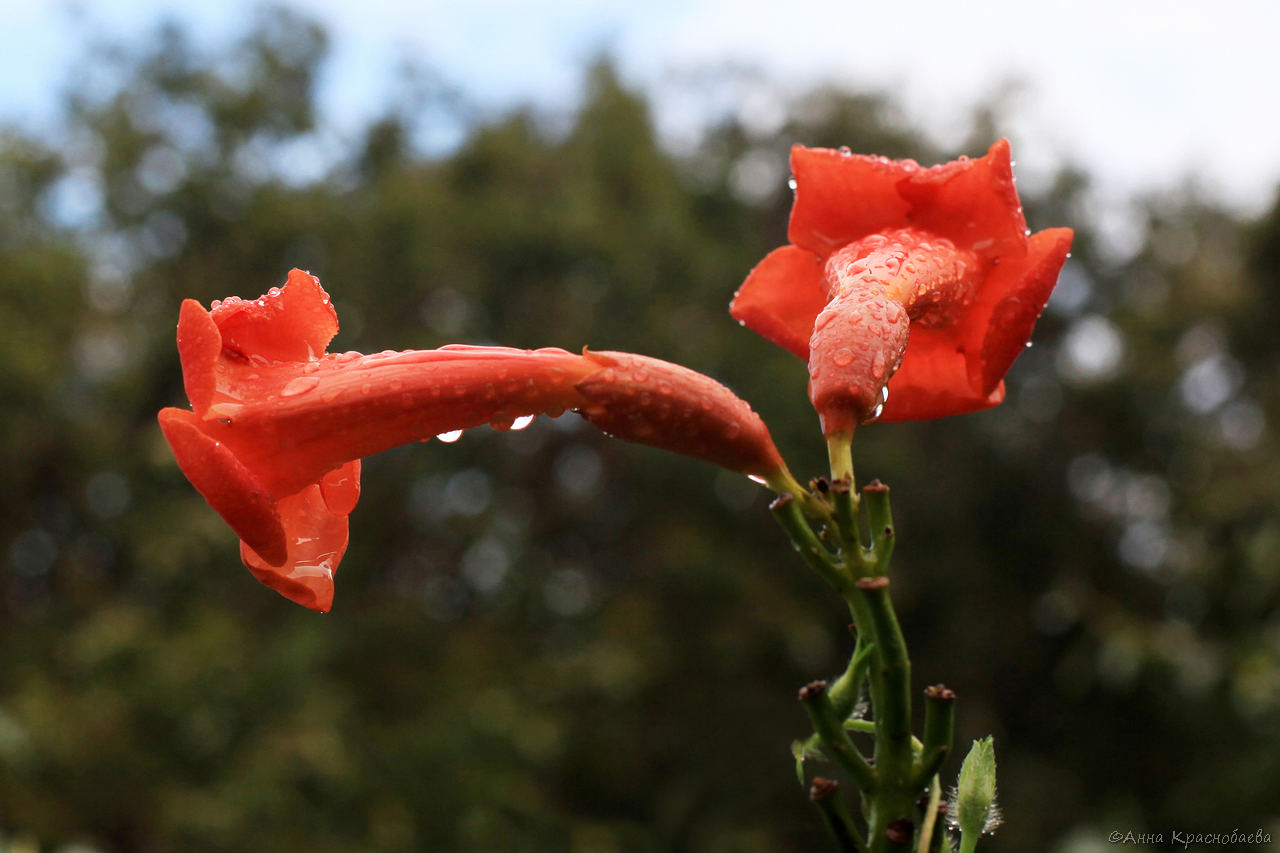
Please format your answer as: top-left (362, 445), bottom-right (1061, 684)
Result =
top-left (916, 777), bottom-right (944, 853)
top-left (827, 431), bottom-right (854, 482)
top-left (916, 685), bottom-right (955, 787)
top-left (831, 477), bottom-right (860, 553)
top-left (810, 778), bottom-right (870, 853)
top-left (828, 637), bottom-right (875, 720)
top-left (859, 480), bottom-right (894, 573)
top-left (799, 681), bottom-right (877, 793)
top-left (770, 494), bottom-right (852, 595)
top-left (854, 576), bottom-right (914, 852)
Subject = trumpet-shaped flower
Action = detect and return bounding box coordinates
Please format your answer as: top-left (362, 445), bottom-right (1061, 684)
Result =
top-left (160, 270), bottom-right (787, 611)
top-left (732, 139), bottom-right (1073, 434)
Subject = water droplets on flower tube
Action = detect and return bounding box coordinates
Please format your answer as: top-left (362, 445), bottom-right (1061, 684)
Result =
top-left (436, 429), bottom-right (463, 443)
top-left (279, 375), bottom-right (320, 397)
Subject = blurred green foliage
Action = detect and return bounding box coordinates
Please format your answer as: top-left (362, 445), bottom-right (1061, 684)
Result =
top-left (2, 8), bottom-right (1278, 851)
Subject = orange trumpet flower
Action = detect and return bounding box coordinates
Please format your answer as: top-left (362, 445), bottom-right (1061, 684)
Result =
top-left (732, 139), bottom-right (1073, 435)
top-left (160, 270), bottom-right (788, 611)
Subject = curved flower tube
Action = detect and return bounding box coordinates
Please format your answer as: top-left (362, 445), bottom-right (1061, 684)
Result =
top-left (731, 139), bottom-right (1073, 435)
top-left (160, 270), bottom-right (791, 612)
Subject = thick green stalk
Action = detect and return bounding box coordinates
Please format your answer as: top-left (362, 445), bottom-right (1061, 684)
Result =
top-left (854, 576), bottom-right (916, 852)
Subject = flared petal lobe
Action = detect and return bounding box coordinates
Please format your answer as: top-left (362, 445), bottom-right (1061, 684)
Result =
top-left (730, 246), bottom-right (826, 359)
top-left (158, 406), bottom-right (287, 566)
top-left (211, 268), bottom-right (338, 363)
top-left (240, 482), bottom-right (351, 613)
top-left (971, 228), bottom-right (1074, 394)
top-left (898, 139), bottom-right (1027, 260)
top-left (787, 147), bottom-right (916, 256)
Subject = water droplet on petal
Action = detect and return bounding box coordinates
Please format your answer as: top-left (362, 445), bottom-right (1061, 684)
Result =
top-left (322, 389), bottom-right (342, 403)
top-left (832, 348), bottom-right (854, 367)
top-left (510, 415), bottom-right (535, 431)
top-left (747, 474), bottom-right (767, 485)
top-left (787, 177), bottom-right (798, 190)
top-left (280, 376), bottom-right (321, 397)
top-left (361, 383), bottom-right (372, 396)
top-left (436, 429), bottom-right (463, 443)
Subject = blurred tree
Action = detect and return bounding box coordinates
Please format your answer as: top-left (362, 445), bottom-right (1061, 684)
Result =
top-left (0, 7), bottom-right (1276, 852)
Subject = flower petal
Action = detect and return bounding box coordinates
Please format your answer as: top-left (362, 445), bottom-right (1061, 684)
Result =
top-left (787, 146), bottom-right (916, 257)
top-left (319, 459), bottom-right (361, 515)
top-left (899, 139), bottom-right (1028, 259)
top-left (211, 269), bottom-right (339, 363)
top-left (973, 227), bottom-right (1073, 393)
top-left (175, 299), bottom-right (222, 416)
top-left (730, 245), bottom-right (826, 359)
top-left (240, 483), bottom-right (348, 613)
top-left (158, 406), bottom-right (287, 565)
top-left (878, 322), bottom-right (1005, 422)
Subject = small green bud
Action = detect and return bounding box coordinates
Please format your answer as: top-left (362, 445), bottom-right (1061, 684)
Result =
top-left (952, 735), bottom-right (1001, 847)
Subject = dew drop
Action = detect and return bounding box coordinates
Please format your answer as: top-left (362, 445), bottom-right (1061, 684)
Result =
top-left (724, 421), bottom-right (742, 439)
top-left (303, 361), bottom-right (321, 374)
top-left (436, 429), bottom-right (463, 443)
top-left (838, 146), bottom-right (852, 156)
top-left (510, 414), bottom-right (535, 431)
top-left (280, 376), bottom-right (321, 397)
top-left (832, 348), bottom-right (855, 367)
top-left (747, 474), bottom-right (767, 485)
top-left (1025, 341), bottom-right (1033, 348)
top-left (321, 389), bottom-right (342, 403)
top-left (361, 383), bottom-right (372, 396)
top-left (787, 178), bottom-right (798, 190)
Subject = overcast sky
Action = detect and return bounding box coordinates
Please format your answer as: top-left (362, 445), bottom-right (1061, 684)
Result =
top-left (5, 0), bottom-right (1280, 216)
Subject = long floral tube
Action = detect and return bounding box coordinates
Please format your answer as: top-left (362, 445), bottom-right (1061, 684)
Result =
top-left (159, 270), bottom-right (795, 612)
